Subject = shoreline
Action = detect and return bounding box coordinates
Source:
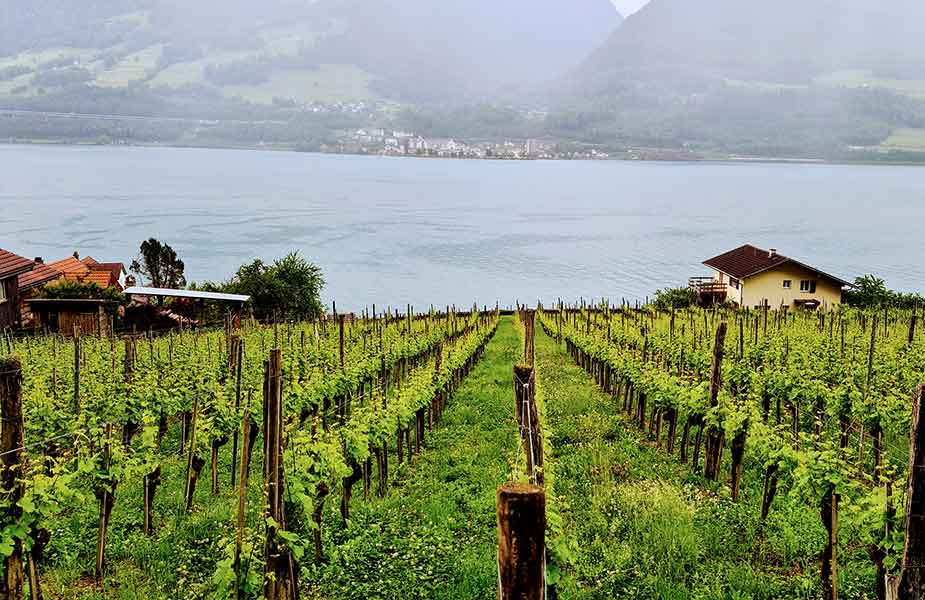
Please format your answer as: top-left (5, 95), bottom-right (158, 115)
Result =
top-left (3, 138), bottom-right (925, 168)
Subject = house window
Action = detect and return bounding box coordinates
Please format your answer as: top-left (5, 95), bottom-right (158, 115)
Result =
top-left (0, 280), bottom-right (6, 302)
top-left (783, 280), bottom-right (792, 289)
top-left (800, 280), bottom-right (817, 293)
top-left (730, 278), bottom-right (740, 289)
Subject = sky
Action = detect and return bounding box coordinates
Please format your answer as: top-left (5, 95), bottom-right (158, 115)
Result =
top-left (611, 0), bottom-right (650, 16)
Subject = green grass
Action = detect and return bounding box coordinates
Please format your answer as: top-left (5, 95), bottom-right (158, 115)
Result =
top-left (304, 317), bottom-right (522, 599)
top-left (533, 324), bottom-right (879, 600)
top-left (93, 45), bottom-right (163, 88)
top-left (220, 65), bottom-right (376, 105)
top-left (881, 128), bottom-right (925, 151)
top-left (816, 69), bottom-right (925, 100)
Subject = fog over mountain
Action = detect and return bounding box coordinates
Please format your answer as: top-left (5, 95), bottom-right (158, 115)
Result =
top-left (320, 0), bottom-right (622, 101)
top-left (578, 0), bottom-right (925, 86)
top-left (544, 0), bottom-right (925, 159)
top-left (0, 0), bottom-right (622, 103)
top-left (3, 0), bottom-right (925, 160)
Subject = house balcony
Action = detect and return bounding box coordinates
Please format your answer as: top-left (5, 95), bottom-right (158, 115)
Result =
top-left (689, 277), bottom-right (727, 299)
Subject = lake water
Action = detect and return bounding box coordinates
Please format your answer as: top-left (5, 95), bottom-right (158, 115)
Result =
top-left (1, 144), bottom-right (923, 311)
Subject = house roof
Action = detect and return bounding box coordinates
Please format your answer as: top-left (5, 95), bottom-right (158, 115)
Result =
top-left (37, 255), bottom-right (124, 290)
top-left (18, 263), bottom-right (64, 291)
top-left (0, 249), bottom-right (34, 280)
top-left (65, 270), bottom-right (117, 288)
top-left (703, 244), bottom-right (851, 286)
top-left (47, 256), bottom-right (90, 275)
top-left (92, 262), bottom-right (126, 281)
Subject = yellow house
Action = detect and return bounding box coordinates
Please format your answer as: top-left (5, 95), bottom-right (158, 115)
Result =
top-left (690, 244), bottom-right (849, 309)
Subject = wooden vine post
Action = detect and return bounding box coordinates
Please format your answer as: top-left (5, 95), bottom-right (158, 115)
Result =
top-left (183, 397), bottom-right (204, 512)
top-left (122, 337), bottom-right (136, 444)
top-left (514, 365), bottom-right (543, 486)
top-left (95, 424), bottom-right (115, 582)
top-left (888, 384), bottom-right (925, 600)
top-left (858, 315), bottom-right (879, 477)
top-left (497, 483), bottom-right (545, 600)
top-left (703, 322), bottom-right (727, 481)
top-left (522, 310), bottom-right (535, 367)
top-left (263, 349), bottom-right (299, 600)
top-left (1, 357), bottom-right (25, 599)
top-left (233, 407), bottom-right (252, 600)
top-left (820, 484), bottom-right (839, 600)
top-left (73, 332), bottom-right (81, 413)
top-left (230, 336), bottom-right (244, 488)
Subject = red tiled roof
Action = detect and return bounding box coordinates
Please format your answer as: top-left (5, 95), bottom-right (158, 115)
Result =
top-left (61, 268), bottom-right (118, 288)
top-left (47, 256), bottom-right (90, 275)
top-left (39, 255), bottom-right (124, 290)
top-left (0, 249), bottom-right (34, 279)
top-left (81, 270), bottom-right (118, 288)
top-left (703, 244), bottom-right (850, 286)
top-left (93, 262), bottom-right (126, 281)
top-left (18, 264), bottom-right (63, 291)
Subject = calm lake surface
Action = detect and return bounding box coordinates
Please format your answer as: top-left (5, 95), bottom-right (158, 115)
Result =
top-left (1, 144), bottom-right (923, 311)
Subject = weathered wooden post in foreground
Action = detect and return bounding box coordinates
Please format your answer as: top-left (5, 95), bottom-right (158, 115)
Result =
top-left (1, 357), bottom-right (25, 599)
top-left (888, 384), bottom-right (925, 600)
top-left (497, 483), bottom-right (545, 600)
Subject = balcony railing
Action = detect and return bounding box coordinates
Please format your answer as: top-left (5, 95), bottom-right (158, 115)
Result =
top-left (689, 277), bottom-right (727, 295)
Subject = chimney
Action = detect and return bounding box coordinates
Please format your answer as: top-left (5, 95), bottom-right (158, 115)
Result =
top-left (769, 248), bottom-right (778, 258)
top-left (73, 251), bottom-right (80, 259)
top-left (34, 257), bottom-right (43, 264)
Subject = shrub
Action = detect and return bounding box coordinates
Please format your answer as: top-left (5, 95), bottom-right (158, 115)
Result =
top-left (652, 287), bottom-right (699, 310)
top-left (38, 279), bottom-right (123, 302)
top-left (844, 274), bottom-right (924, 309)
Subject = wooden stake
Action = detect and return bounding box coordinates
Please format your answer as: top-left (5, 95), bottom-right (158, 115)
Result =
top-left (704, 322), bottom-right (727, 481)
top-left (497, 483), bottom-right (545, 600)
top-left (891, 385), bottom-right (925, 599)
top-left (231, 338), bottom-right (244, 488)
top-left (1, 358), bottom-right (26, 599)
top-left (233, 408), bottom-right (252, 600)
top-left (820, 485), bottom-right (839, 600)
top-left (95, 424), bottom-right (115, 582)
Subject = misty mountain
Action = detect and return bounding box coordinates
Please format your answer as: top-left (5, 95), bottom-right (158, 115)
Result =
top-left (320, 0), bottom-right (622, 101)
top-left (0, 0), bottom-right (622, 104)
top-left (572, 0), bottom-right (925, 92)
top-left (547, 0), bottom-right (925, 157)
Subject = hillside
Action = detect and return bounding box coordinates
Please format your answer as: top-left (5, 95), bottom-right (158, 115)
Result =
top-left (549, 0), bottom-right (925, 157)
top-left (0, 0), bottom-right (622, 107)
top-left (578, 0), bottom-right (925, 84)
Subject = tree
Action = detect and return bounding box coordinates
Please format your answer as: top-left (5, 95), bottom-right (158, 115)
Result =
top-left (652, 287), bottom-right (699, 310)
top-left (844, 274), bottom-right (923, 309)
top-left (130, 238), bottom-right (186, 290)
top-left (845, 275), bottom-right (891, 308)
top-left (224, 253), bottom-right (325, 321)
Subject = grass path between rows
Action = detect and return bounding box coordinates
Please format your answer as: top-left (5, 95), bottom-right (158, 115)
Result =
top-left (305, 317), bottom-right (522, 600)
top-left (534, 322), bottom-right (830, 600)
